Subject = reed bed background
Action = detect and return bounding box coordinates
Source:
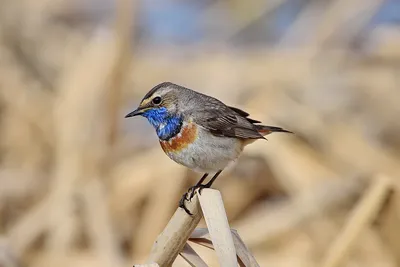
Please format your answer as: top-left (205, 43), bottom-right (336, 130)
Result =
top-left (0, 0), bottom-right (400, 266)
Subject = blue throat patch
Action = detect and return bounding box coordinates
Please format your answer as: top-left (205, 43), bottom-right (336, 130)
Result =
top-left (142, 107), bottom-right (183, 141)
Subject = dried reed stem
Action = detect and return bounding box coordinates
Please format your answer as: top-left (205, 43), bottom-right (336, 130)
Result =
top-left (234, 178), bottom-right (365, 247)
top-left (189, 228), bottom-right (260, 267)
top-left (198, 189), bottom-right (238, 266)
top-left (107, 0), bottom-right (134, 147)
top-left (180, 243), bottom-right (208, 267)
top-left (321, 175), bottom-right (392, 267)
top-left (142, 189), bottom-right (245, 267)
top-left (376, 186), bottom-right (400, 265)
top-left (145, 194), bottom-right (202, 267)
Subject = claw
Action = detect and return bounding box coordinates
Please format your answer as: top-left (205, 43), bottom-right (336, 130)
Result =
top-left (188, 184), bottom-right (207, 200)
top-left (179, 192), bottom-right (193, 216)
top-left (188, 186), bottom-right (197, 200)
top-left (198, 186), bottom-right (206, 195)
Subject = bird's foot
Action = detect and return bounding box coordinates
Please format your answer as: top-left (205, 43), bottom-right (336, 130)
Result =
top-left (179, 192), bottom-right (193, 216)
top-left (179, 183), bottom-right (212, 215)
top-left (188, 184), bottom-right (208, 200)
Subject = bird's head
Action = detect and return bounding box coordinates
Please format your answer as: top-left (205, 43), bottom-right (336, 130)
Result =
top-left (125, 82), bottom-right (181, 120)
top-left (125, 82), bottom-right (184, 139)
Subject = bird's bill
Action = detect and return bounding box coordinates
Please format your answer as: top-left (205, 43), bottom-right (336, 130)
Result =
top-left (125, 108), bottom-right (144, 118)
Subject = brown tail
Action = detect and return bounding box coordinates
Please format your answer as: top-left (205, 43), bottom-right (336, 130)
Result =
top-left (256, 125), bottom-right (293, 136)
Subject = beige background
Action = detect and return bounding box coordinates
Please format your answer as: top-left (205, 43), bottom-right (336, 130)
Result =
top-left (0, 0), bottom-right (399, 266)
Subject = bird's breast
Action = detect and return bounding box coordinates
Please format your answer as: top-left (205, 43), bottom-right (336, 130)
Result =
top-left (159, 122), bottom-right (198, 153)
top-left (159, 122), bottom-right (243, 173)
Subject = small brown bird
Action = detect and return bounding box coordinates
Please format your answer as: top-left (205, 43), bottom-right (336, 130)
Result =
top-left (125, 82), bottom-right (292, 214)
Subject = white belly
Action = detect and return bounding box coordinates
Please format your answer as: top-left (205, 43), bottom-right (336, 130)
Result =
top-left (164, 127), bottom-right (244, 173)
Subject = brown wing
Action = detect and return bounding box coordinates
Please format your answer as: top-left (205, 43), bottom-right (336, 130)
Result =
top-left (192, 105), bottom-right (265, 139)
top-left (227, 106), bottom-right (262, 124)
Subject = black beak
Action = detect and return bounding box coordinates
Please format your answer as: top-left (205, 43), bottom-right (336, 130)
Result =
top-left (125, 108), bottom-right (142, 118)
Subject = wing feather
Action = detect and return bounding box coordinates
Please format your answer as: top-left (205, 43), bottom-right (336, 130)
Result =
top-left (192, 104), bottom-right (264, 139)
top-left (227, 106), bottom-right (262, 124)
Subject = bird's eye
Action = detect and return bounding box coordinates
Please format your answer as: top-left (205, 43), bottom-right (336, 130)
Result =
top-left (152, 96), bottom-right (162, 105)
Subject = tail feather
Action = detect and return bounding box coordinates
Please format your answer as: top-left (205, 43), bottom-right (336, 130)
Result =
top-left (256, 125), bottom-right (293, 136)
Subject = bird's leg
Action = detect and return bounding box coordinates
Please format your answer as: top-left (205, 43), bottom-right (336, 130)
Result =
top-left (188, 173), bottom-right (210, 200)
top-left (198, 170), bottom-right (223, 194)
top-left (178, 173), bottom-right (208, 215)
top-left (189, 170), bottom-right (223, 199)
top-left (187, 173), bottom-right (208, 197)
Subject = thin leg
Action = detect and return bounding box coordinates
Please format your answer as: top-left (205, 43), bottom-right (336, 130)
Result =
top-left (189, 170), bottom-right (223, 199)
top-left (187, 173), bottom-right (209, 200)
top-left (201, 170), bottom-right (223, 191)
top-left (195, 173), bottom-right (209, 186)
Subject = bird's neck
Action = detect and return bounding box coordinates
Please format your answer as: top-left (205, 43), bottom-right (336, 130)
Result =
top-left (142, 108), bottom-right (183, 141)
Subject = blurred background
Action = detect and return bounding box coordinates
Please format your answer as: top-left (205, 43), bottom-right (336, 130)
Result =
top-left (1, 0), bottom-right (400, 266)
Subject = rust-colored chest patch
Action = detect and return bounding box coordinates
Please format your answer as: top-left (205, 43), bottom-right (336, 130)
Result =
top-left (159, 123), bottom-right (198, 153)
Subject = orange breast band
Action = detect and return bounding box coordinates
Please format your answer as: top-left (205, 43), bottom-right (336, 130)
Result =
top-left (160, 123), bottom-right (198, 153)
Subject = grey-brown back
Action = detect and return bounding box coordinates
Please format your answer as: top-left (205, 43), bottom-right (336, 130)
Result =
top-left (148, 82), bottom-right (291, 140)
top-left (156, 83), bottom-right (266, 139)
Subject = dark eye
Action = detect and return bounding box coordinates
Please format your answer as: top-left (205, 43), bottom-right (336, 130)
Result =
top-left (152, 96), bottom-right (162, 105)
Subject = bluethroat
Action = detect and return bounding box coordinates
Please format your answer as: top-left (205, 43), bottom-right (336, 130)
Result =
top-left (125, 82), bottom-right (292, 215)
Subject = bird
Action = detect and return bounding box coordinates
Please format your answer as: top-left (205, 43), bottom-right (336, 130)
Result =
top-left (125, 82), bottom-right (292, 215)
